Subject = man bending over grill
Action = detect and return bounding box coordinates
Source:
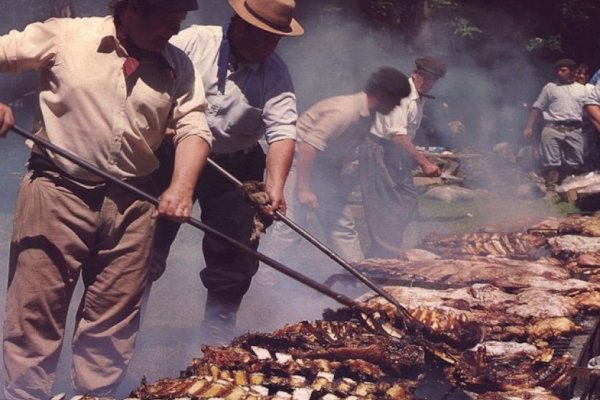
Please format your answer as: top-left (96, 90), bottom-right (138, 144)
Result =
top-left (265, 68), bottom-right (410, 263)
top-left (523, 58), bottom-right (588, 190)
top-left (359, 56), bottom-right (446, 258)
top-left (151, 0), bottom-right (303, 344)
top-left (0, 0), bottom-right (212, 398)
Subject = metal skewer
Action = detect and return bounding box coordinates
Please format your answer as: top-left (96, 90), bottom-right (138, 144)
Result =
top-left (8, 125), bottom-right (468, 363)
top-left (206, 158), bottom-right (420, 326)
top-left (9, 125), bottom-right (359, 309)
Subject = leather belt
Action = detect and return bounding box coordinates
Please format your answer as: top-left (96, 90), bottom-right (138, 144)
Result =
top-left (547, 120), bottom-right (582, 129)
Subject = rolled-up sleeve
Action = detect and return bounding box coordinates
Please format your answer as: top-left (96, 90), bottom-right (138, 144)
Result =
top-left (532, 84), bottom-right (550, 110)
top-left (263, 65), bottom-right (297, 144)
top-left (375, 104), bottom-right (409, 137)
top-left (0, 18), bottom-right (61, 72)
top-left (170, 58), bottom-right (213, 148)
top-left (263, 91), bottom-right (297, 143)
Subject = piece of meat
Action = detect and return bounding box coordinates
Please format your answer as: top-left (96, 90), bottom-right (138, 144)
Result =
top-left (548, 235), bottom-right (600, 259)
top-left (445, 342), bottom-right (572, 393)
top-left (421, 232), bottom-right (548, 260)
top-left (477, 387), bottom-right (561, 400)
top-left (353, 256), bottom-right (596, 294)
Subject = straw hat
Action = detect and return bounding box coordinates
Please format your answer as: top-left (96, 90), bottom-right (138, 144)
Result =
top-left (228, 0), bottom-right (304, 36)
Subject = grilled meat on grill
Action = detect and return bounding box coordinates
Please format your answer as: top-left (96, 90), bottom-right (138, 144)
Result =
top-left (476, 387), bottom-right (561, 399)
top-left (230, 320), bottom-right (426, 377)
top-left (445, 341), bottom-right (571, 393)
top-left (360, 284), bottom-right (583, 343)
top-left (531, 215), bottom-right (600, 237)
top-left (351, 256), bottom-right (597, 294)
top-left (548, 235), bottom-right (600, 259)
top-left (420, 232), bottom-right (548, 260)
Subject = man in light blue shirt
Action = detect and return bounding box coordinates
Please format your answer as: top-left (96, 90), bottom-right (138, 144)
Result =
top-left (151, 0), bottom-right (303, 344)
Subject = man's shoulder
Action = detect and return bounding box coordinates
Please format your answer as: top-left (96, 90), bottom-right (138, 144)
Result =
top-left (170, 24), bottom-right (223, 55)
top-left (322, 92), bottom-right (365, 114)
top-left (262, 52), bottom-right (291, 76)
top-left (39, 15), bottom-right (110, 33)
top-left (179, 24), bottom-right (223, 40)
top-left (164, 42), bottom-right (195, 73)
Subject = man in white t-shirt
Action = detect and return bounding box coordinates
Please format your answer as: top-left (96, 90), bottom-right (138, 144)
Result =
top-left (359, 56), bottom-right (446, 258)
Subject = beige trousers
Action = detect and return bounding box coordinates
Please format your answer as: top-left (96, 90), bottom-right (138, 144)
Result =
top-left (3, 170), bottom-right (155, 399)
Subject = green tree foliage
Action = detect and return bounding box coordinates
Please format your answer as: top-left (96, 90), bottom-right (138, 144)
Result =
top-left (358, 0), bottom-right (600, 68)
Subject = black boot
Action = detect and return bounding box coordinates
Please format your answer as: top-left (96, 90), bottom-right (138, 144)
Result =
top-left (199, 293), bottom-right (240, 346)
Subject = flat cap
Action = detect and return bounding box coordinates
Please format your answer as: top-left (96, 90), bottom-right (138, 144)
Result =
top-left (554, 58), bottom-right (577, 70)
top-left (415, 56), bottom-right (447, 78)
top-left (144, 0), bottom-right (198, 11)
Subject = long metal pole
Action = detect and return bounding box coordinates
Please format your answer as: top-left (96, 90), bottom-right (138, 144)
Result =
top-left (9, 125), bottom-right (358, 309)
top-left (206, 158), bottom-right (417, 323)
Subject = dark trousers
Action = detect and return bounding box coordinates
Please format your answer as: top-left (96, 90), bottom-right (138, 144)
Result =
top-left (359, 135), bottom-right (418, 258)
top-left (151, 142), bottom-right (266, 307)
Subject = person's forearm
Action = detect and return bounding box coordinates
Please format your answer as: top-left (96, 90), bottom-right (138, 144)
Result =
top-left (171, 136), bottom-right (210, 196)
top-left (585, 105), bottom-right (600, 132)
top-left (265, 138), bottom-right (295, 190)
top-left (392, 135), bottom-right (428, 166)
top-left (296, 141), bottom-right (317, 191)
top-left (524, 108), bottom-right (541, 130)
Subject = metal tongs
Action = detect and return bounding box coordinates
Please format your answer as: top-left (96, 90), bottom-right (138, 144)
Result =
top-left (205, 158), bottom-right (420, 326)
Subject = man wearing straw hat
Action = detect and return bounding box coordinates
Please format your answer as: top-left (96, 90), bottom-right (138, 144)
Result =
top-left (0, 0), bottom-right (212, 397)
top-left (151, 0), bottom-right (303, 343)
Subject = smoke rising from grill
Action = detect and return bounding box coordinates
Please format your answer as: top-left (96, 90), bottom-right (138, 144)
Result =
top-left (0, 1), bottom-right (570, 398)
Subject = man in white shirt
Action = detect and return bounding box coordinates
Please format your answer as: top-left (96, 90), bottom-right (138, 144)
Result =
top-left (523, 58), bottom-right (587, 188)
top-left (265, 67), bottom-right (410, 263)
top-left (151, 0), bottom-right (303, 344)
top-left (359, 56), bottom-right (446, 258)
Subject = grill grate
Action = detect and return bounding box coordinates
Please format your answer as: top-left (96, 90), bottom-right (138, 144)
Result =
top-left (564, 315), bottom-right (600, 399)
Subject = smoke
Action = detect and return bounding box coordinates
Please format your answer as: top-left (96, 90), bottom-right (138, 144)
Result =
top-left (0, 1), bottom-right (565, 398)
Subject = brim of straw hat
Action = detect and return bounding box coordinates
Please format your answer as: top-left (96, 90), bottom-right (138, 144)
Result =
top-left (228, 0), bottom-right (304, 36)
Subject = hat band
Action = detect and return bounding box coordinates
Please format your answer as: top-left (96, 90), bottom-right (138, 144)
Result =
top-left (417, 66), bottom-right (442, 78)
top-left (243, 1), bottom-right (293, 33)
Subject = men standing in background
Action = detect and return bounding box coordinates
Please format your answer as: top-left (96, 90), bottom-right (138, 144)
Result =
top-left (359, 56), bottom-right (445, 258)
top-left (523, 58), bottom-right (587, 189)
top-left (0, 0), bottom-right (212, 398)
top-left (266, 67), bottom-right (411, 263)
top-left (151, 0), bottom-right (303, 344)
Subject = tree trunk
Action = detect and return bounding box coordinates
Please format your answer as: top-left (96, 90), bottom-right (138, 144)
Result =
top-left (51, 0), bottom-right (74, 17)
top-left (413, 0), bottom-right (435, 52)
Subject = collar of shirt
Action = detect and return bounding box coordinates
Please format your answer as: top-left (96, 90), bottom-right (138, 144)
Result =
top-left (96, 16), bottom-right (177, 76)
top-left (224, 32), bottom-right (261, 72)
top-left (408, 77), bottom-right (421, 102)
